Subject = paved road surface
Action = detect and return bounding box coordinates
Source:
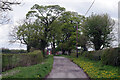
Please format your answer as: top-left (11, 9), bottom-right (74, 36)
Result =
top-left (46, 56), bottom-right (89, 79)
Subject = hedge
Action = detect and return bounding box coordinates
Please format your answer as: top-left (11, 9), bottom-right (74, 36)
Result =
top-left (101, 47), bottom-right (120, 66)
top-left (82, 50), bottom-right (103, 61)
top-left (2, 55), bottom-right (53, 78)
top-left (2, 50), bottom-right (43, 72)
top-left (81, 47), bottom-right (120, 66)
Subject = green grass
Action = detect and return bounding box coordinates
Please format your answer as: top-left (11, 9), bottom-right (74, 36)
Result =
top-left (63, 55), bottom-right (120, 79)
top-left (2, 55), bottom-right (53, 79)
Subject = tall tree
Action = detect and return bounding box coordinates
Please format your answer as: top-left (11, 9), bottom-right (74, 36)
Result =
top-left (57, 11), bottom-right (85, 55)
top-left (48, 20), bottom-right (62, 55)
top-left (78, 34), bottom-right (88, 51)
top-left (10, 19), bottom-right (44, 52)
top-left (82, 13), bottom-right (115, 50)
top-left (25, 4), bottom-right (65, 56)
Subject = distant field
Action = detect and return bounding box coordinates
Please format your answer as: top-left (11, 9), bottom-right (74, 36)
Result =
top-left (2, 48), bottom-right (27, 54)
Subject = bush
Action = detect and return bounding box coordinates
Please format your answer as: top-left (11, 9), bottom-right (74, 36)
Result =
top-left (2, 50), bottom-right (43, 72)
top-left (82, 51), bottom-right (89, 57)
top-left (89, 50), bottom-right (102, 60)
top-left (81, 47), bottom-right (120, 66)
top-left (81, 51), bottom-right (100, 60)
top-left (70, 53), bottom-right (77, 57)
top-left (101, 48), bottom-right (120, 66)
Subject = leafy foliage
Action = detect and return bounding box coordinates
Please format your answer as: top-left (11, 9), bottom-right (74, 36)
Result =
top-left (56, 11), bottom-right (85, 54)
top-left (10, 4), bottom-right (115, 58)
top-left (12, 4), bottom-right (65, 57)
top-left (82, 13), bottom-right (115, 50)
top-left (81, 47), bottom-right (120, 66)
top-left (101, 47), bottom-right (120, 66)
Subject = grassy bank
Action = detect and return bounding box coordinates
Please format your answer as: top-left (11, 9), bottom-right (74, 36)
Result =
top-left (2, 55), bottom-right (53, 79)
top-left (63, 55), bottom-right (120, 78)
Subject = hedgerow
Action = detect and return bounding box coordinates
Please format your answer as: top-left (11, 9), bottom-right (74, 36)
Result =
top-left (2, 55), bottom-right (53, 78)
top-left (2, 50), bottom-right (43, 72)
top-left (81, 47), bottom-right (120, 66)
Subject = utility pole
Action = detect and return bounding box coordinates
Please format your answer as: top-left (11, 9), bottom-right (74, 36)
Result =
top-left (76, 23), bottom-right (78, 58)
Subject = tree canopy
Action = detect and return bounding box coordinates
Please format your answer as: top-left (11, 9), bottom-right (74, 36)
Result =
top-left (12, 4), bottom-right (65, 56)
top-left (11, 4), bottom-right (115, 57)
top-left (56, 11), bottom-right (85, 54)
top-left (82, 13), bottom-right (115, 50)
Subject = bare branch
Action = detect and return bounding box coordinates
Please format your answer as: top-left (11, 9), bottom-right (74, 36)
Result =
top-left (0, 0), bottom-right (21, 11)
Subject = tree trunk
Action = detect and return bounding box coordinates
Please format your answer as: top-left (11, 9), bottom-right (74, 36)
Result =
top-left (94, 41), bottom-right (101, 50)
top-left (42, 48), bottom-right (45, 57)
top-left (68, 50), bottom-right (71, 56)
top-left (83, 45), bottom-right (87, 51)
top-left (93, 36), bottom-right (102, 51)
top-left (27, 45), bottom-right (31, 52)
top-left (52, 41), bottom-right (56, 55)
top-left (62, 49), bottom-right (65, 55)
top-left (41, 39), bottom-right (47, 57)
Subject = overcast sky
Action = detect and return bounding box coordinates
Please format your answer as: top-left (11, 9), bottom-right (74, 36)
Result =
top-left (0, 0), bottom-right (119, 50)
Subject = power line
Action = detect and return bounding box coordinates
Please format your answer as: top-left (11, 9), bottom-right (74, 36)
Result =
top-left (85, 0), bottom-right (95, 16)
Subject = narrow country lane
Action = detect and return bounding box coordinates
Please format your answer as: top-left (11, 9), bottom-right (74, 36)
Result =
top-left (46, 56), bottom-right (89, 79)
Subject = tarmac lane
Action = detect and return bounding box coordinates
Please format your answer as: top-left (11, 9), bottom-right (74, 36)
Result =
top-left (46, 56), bottom-right (90, 80)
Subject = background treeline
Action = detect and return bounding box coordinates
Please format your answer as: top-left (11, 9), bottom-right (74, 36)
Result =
top-left (2, 48), bottom-right (27, 54)
top-left (2, 50), bottom-right (43, 72)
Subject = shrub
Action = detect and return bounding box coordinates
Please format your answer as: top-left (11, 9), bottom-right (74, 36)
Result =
top-left (82, 51), bottom-right (89, 57)
top-left (89, 50), bottom-right (102, 61)
top-left (101, 48), bottom-right (120, 66)
top-left (81, 47), bottom-right (120, 66)
top-left (2, 50), bottom-right (43, 72)
top-left (70, 53), bottom-right (77, 57)
top-left (82, 51), bottom-right (99, 60)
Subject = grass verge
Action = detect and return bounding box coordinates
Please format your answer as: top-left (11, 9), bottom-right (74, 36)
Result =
top-left (63, 55), bottom-right (120, 79)
top-left (2, 55), bottom-right (53, 79)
